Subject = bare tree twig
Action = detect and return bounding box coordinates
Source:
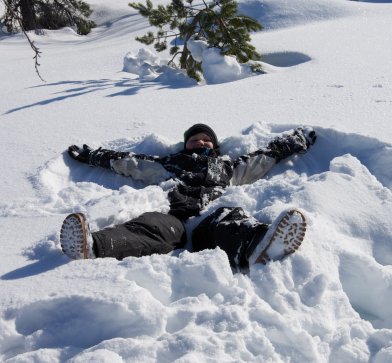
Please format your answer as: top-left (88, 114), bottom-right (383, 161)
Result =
top-left (2, 0), bottom-right (46, 81)
top-left (21, 27), bottom-right (45, 82)
top-left (168, 51), bottom-right (182, 66)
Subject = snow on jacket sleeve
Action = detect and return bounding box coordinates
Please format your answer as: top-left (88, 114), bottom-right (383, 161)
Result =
top-left (230, 152), bottom-right (276, 186)
top-left (110, 155), bottom-right (171, 185)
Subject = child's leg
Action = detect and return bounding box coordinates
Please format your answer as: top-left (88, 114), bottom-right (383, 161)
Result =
top-left (192, 207), bottom-right (268, 271)
top-left (92, 212), bottom-right (186, 260)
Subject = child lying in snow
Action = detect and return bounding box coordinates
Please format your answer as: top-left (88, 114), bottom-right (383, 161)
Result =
top-left (60, 124), bottom-right (316, 272)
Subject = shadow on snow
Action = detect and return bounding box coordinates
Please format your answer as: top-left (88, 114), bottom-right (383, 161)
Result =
top-left (3, 76), bottom-right (196, 115)
top-left (1, 234), bottom-right (67, 280)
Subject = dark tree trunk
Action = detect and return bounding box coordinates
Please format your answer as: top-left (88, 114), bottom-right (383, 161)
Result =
top-left (19, 0), bottom-right (37, 30)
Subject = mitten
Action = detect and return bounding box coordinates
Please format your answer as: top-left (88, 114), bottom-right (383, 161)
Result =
top-left (68, 144), bottom-right (93, 163)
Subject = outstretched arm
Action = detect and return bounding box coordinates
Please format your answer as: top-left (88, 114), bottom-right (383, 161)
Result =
top-left (68, 144), bottom-right (129, 168)
top-left (231, 127), bottom-right (317, 186)
top-left (263, 127), bottom-right (316, 162)
top-left (67, 144), bottom-right (170, 185)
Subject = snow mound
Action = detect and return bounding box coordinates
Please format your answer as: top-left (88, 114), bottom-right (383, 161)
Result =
top-left (187, 40), bottom-right (250, 84)
top-left (122, 44), bottom-right (263, 85)
top-left (123, 48), bottom-right (160, 77)
top-left (2, 245), bottom-right (392, 361)
top-left (122, 48), bottom-right (197, 86)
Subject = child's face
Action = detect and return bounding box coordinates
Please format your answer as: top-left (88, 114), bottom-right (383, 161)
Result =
top-left (185, 132), bottom-right (214, 150)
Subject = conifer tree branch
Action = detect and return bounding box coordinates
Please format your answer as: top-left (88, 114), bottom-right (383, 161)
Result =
top-left (130, 0), bottom-right (263, 80)
top-left (216, 13), bottom-right (234, 44)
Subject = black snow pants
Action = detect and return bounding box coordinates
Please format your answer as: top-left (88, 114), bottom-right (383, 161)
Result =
top-left (92, 207), bottom-right (268, 270)
top-left (92, 212), bottom-right (187, 260)
top-left (192, 207), bottom-right (268, 270)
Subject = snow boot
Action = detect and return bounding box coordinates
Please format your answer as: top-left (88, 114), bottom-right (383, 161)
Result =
top-left (248, 209), bottom-right (307, 265)
top-left (60, 213), bottom-right (96, 259)
top-left (266, 127), bottom-right (317, 162)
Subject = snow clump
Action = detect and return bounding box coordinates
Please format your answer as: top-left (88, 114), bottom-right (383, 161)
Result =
top-left (123, 48), bottom-right (161, 80)
top-left (123, 43), bottom-right (261, 84)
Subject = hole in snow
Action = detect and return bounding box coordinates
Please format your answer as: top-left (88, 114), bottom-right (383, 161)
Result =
top-left (262, 52), bottom-right (312, 67)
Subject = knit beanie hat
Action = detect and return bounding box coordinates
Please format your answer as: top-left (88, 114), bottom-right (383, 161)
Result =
top-left (184, 124), bottom-right (219, 149)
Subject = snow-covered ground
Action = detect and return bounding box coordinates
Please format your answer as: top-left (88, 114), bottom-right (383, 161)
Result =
top-left (1, 0), bottom-right (392, 362)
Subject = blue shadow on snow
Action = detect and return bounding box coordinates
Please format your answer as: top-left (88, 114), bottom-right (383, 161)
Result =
top-left (1, 235), bottom-right (68, 280)
top-left (4, 76), bottom-right (196, 115)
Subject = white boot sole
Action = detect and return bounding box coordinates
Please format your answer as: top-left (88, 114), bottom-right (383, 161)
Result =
top-left (60, 213), bottom-right (91, 260)
top-left (249, 209), bottom-right (306, 265)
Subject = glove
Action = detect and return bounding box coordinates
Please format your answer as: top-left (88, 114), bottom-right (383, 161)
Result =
top-left (303, 127), bottom-right (317, 146)
top-left (68, 144), bottom-right (93, 163)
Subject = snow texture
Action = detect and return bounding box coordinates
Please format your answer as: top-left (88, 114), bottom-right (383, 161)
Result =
top-left (1, 0), bottom-right (392, 362)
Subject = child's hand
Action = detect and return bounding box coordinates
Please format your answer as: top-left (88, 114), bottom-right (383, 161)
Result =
top-left (68, 144), bottom-right (92, 163)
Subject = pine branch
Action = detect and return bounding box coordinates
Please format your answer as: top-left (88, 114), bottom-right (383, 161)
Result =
top-left (130, 0), bottom-right (263, 79)
top-left (216, 14), bottom-right (234, 44)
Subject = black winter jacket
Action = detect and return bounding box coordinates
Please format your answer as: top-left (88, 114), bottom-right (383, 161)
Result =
top-left (161, 150), bottom-right (234, 218)
top-left (88, 146), bottom-right (277, 220)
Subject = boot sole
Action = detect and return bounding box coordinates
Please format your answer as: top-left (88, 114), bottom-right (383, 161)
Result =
top-left (60, 213), bottom-right (88, 259)
top-left (254, 209), bottom-right (306, 264)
